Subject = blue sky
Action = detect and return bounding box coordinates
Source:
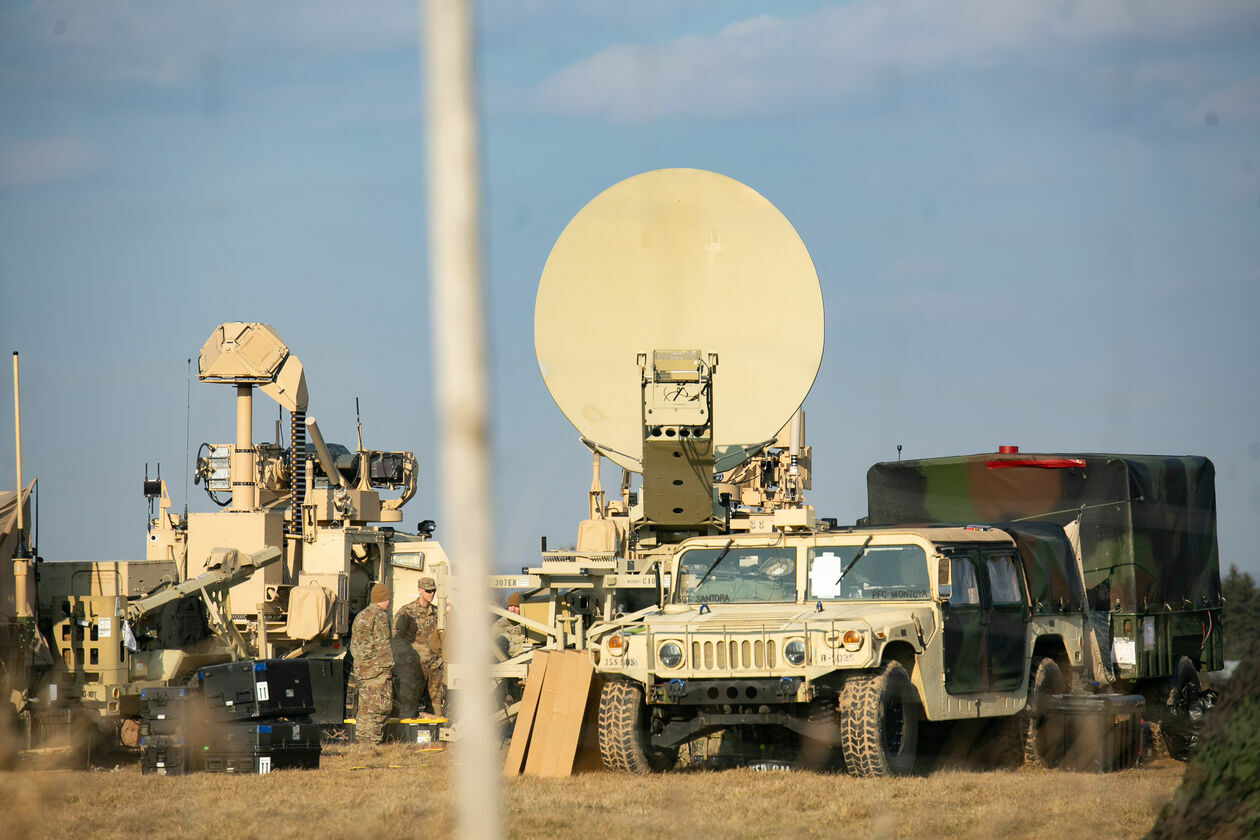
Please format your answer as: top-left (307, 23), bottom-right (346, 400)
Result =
top-left (1, 1), bottom-right (1258, 578)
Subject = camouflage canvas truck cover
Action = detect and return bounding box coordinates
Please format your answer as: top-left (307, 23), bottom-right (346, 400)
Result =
top-left (591, 525), bottom-right (1087, 776)
top-left (865, 452), bottom-right (1224, 685)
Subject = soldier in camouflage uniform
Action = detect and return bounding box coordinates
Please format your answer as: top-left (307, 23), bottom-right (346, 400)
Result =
top-left (350, 583), bottom-right (394, 743)
top-left (493, 592), bottom-right (529, 658)
top-left (394, 575), bottom-right (446, 717)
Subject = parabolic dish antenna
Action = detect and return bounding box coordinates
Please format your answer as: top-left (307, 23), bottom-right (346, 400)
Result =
top-left (535, 168), bottom-right (824, 474)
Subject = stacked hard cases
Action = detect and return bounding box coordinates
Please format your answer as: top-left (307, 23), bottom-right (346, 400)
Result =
top-left (1043, 694), bottom-right (1144, 772)
top-left (195, 659), bottom-right (320, 773)
top-left (138, 685), bottom-right (196, 775)
top-left (138, 659), bottom-right (320, 775)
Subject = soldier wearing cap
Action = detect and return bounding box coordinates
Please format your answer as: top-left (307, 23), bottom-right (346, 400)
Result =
top-left (394, 575), bottom-right (447, 716)
top-left (493, 592), bottom-right (530, 658)
top-left (350, 583), bottom-right (394, 743)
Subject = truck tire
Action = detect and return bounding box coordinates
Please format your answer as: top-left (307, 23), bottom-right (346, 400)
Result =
top-left (840, 661), bottom-right (918, 777)
top-left (1023, 656), bottom-right (1066, 767)
top-left (597, 677), bottom-right (677, 773)
top-left (1157, 656), bottom-right (1201, 761)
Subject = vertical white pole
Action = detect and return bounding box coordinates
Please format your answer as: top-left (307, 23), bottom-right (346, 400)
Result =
top-left (233, 385), bottom-right (257, 511)
top-left (422, 2), bottom-right (499, 838)
top-left (11, 352), bottom-right (21, 535)
top-left (12, 350), bottom-right (32, 618)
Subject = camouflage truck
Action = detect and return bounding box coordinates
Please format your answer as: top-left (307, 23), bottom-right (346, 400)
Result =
top-left (865, 448), bottom-right (1224, 757)
top-left (591, 522), bottom-right (1090, 776)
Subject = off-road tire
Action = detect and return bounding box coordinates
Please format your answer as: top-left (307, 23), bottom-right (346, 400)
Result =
top-left (1156, 656), bottom-right (1201, 761)
top-left (1022, 656), bottom-right (1066, 767)
top-left (597, 677), bottom-right (677, 773)
top-left (840, 661), bottom-right (918, 777)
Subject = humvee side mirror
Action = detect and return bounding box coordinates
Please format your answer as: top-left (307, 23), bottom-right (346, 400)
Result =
top-left (936, 555), bottom-right (951, 601)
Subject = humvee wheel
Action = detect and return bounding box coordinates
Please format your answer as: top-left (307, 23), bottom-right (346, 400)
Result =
top-left (1023, 656), bottom-right (1066, 767)
top-left (597, 677), bottom-right (677, 773)
top-left (840, 661), bottom-right (918, 777)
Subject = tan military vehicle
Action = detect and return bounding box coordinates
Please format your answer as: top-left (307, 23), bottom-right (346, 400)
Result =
top-left (4, 326), bottom-right (451, 754)
top-left (593, 523), bottom-right (1088, 775)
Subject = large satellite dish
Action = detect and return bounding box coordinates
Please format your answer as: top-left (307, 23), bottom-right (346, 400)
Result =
top-left (535, 168), bottom-right (824, 474)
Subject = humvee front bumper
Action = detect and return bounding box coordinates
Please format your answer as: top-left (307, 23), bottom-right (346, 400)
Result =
top-left (648, 697), bottom-right (843, 750)
top-left (647, 676), bottom-right (809, 705)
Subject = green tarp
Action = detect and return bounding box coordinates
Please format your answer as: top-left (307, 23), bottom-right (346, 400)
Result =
top-left (866, 453), bottom-right (1221, 615)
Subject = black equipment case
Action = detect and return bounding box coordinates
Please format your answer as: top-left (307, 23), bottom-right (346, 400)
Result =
top-left (199, 750), bottom-right (320, 774)
top-left (383, 716), bottom-right (446, 747)
top-left (1044, 694), bottom-right (1144, 772)
top-left (140, 734), bottom-right (190, 776)
top-left (196, 719), bottom-right (322, 774)
top-left (196, 659), bottom-right (316, 721)
top-left (139, 685), bottom-right (201, 736)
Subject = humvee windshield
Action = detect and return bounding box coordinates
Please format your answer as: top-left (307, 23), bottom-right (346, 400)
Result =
top-left (675, 546), bottom-right (797, 604)
top-left (807, 544), bottom-right (930, 601)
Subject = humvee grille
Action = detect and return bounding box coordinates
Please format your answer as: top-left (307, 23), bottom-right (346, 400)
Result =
top-left (690, 639), bottom-right (778, 671)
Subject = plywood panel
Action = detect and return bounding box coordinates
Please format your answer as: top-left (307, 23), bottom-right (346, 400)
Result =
top-left (538, 652), bottom-right (595, 778)
top-left (502, 651), bottom-right (550, 776)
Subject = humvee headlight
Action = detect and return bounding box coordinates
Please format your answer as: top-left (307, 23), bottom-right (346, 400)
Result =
top-left (784, 639), bottom-right (806, 666)
top-left (606, 634), bottom-right (625, 655)
top-left (658, 641), bottom-right (684, 669)
top-left (842, 629), bottom-right (864, 652)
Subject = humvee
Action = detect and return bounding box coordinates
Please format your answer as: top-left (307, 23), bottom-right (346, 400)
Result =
top-left (593, 523), bottom-right (1087, 775)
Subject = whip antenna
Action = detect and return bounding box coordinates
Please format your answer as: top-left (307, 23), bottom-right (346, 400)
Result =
top-left (184, 357), bottom-right (192, 517)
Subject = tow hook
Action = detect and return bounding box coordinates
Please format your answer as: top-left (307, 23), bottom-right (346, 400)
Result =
top-left (776, 677), bottom-right (799, 699)
top-left (665, 679), bottom-right (686, 700)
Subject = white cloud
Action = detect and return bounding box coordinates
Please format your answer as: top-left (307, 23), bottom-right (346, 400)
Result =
top-left (535, 0), bottom-right (1259, 122)
top-left (0, 136), bottom-right (95, 187)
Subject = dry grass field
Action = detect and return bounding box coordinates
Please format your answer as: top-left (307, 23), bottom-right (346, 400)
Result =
top-left (0, 742), bottom-right (1185, 840)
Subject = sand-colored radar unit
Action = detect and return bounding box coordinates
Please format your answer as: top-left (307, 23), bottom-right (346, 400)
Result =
top-left (535, 168), bottom-right (824, 537)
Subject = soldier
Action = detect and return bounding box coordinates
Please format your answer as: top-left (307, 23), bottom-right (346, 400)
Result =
top-left (493, 592), bottom-right (529, 658)
top-left (395, 575), bottom-right (446, 717)
top-left (350, 583), bottom-right (394, 744)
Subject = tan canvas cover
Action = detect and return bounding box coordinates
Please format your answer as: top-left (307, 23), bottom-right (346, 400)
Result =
top-left (286, 581), bottom-right (336, 640)
top-left (575, 518), bottom-right (619, 554)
